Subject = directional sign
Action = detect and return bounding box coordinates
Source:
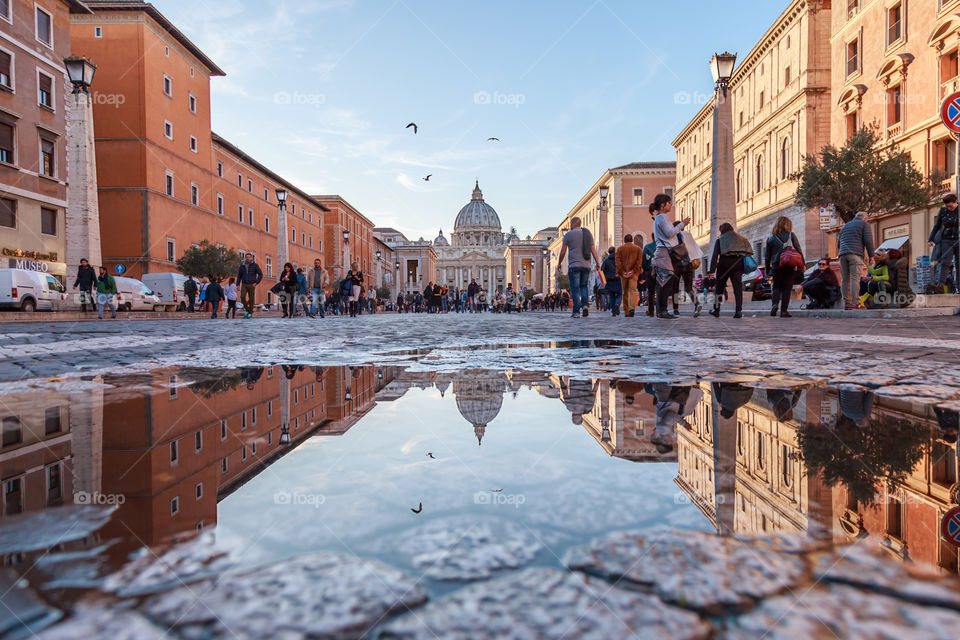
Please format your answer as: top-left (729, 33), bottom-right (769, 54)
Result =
top-left (941, 92), bottom-right (960, 135)
top-left (114, 264), bottom-right (126, 275)
top-left (941, 506), bottom-right (960, 548)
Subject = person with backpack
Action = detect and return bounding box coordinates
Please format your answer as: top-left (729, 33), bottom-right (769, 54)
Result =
top-left (183, 276), bottom-right (198, 312)
top-left (556, 216), bottom-right (601, 318)
top-left (95, 266), bottom-right (117, 319)
top-left (765, 216), bottom-right (804, 318)
top-left (601, 246), bottom-right (622, 316)
top-left (650, 194), bottom-right (689, 320)
top-left (72, 258), bottom-right (97, 313)
top-left (205, 276), bottom-right (224, 319)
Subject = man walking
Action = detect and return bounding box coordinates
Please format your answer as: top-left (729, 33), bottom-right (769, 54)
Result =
top-left (95, 266), bottom-right (117, 319)
top-left (308, 258), bottom-right (329, 318)
top-left (183, 276), bottom-right (197, 312)
top-left (467, 279), bottom-right (479, 312)
top-left (837, 212), bottom-right (875, 310)
top-left (615, 234), bottom-right (643, 317)
top-left (237, 253), bottom-right (263, 318)
top-left (556, 216), bottom-right (601, 318)
top-left (929, 194), bottom-right (960, 293)
top-left (72, 258), bottom-right (96, 312)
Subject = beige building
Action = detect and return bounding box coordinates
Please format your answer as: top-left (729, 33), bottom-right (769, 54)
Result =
top-left (504, 227), bottom-right (558, 293)
top-left (832, 0), bottom-right (960, 263)
top-left (674, 0), bottom-right (832, 261)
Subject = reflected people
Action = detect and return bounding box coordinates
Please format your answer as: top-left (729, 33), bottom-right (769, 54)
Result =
top-left (558, 377), bottom-right (598, 425)
top-left (650, 383), bottom-right (703, 454)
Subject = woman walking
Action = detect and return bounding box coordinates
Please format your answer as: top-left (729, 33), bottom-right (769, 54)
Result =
top-left (651, 194), bottom-right (690, 320)
top-left (224, 277), bottom-right (238, 318)
top-left (205, 276), bottom-right (224, 319)
top-left (349, 262), bottom-right (364, 317)
top-left (765, 216), bottom-right (804, 318)
top-left (707, 222), bottom-right (752, 318)
top-left (279, 262), bottom-right (298, 318)
top-left (600, 247), bottom-right (622, 316)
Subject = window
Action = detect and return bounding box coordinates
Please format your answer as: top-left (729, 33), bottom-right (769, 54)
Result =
top-left (846, 38), bottom-right (859, 77)
top-left (847, 0), bottom-right (858, 17)
top-left (37, 72), bottom-right (52, 109)
top-left (737, 421), bottom-right (744, 455)
top-left (942, 50), bottom-right (959, 85)
top-left (94, 26), bottom-right (102, 38)
top-left (189, 93), bottom-right (197, 114)
top-left (264, 187), bottom-right (269, 201)
top-left (736, 170), bottom-right (743, 202)
top-left (237, 173), bottom-right (242, 187)
top-left (780, 138), bottom-right (792, 180)
top-left (190, 183), bottom-right (199, 206)
top-left (265, 255), bottom-right (272, 278)
top-left (35, 6), bottom-right (52, 47)
top-left (4, 477), bottom-right (21, 516)
top-left (165, 171), bottom-right (174, 196)
top-left (781, 444), bottom-right (793, 487)
top-left (265, 216), bottom-right (270, 233)
top-left (238, 203), bottom-right (244, 222)
top-left (169, 440), bottom-right (178, 463)
top-left (163, 74), bottom-right (172, 96)
top-left (784, 66), bottom-right (791, 86)
top-left (2, 416), bottom-right (20, 447)
top-left (196, 483), bottom-right (203, 499)
top-left (164, 120), bottom-right (173, 139)
top-left (241, 446), bottom-right (247, 461)
top-left (251, 406), bottom-right (257, 424)
top-left (217, 193), bottom-right (224, 215)
top-left (247, 178), bottom-right (252, 192)
top-left (886, 494), bottom-right (903, 539)
top-left (846, 110), bottom-right (858, 140)
top-left (934, 441), bottom-right (957, 485)
top-left (268, 400), bottom-right (273, 417)
top-left (309, 235), bottom-right (313, 248)
top-left (220, 419), bottom-right (227, 440)
top-left (164, 46), bottom-right (169, 57)
top-left (887, 3), bottom-right (902, 46)
top-left (632, 188), bottom-right (644, 206)
top-left (41, 207), bottom-right (56, 236)
top-left (757, 432), bottom-right (765, 469)
top-left (252, 441), bottom-right (257, 455)
top-left (241, 412), bottom-right (247, 430)
top-left (887, 85), bottom-right (902, 127)
top-left (301, 231), bottom-right (305, 244)
top-left (248, 208), bottom-right (254, 226)
top-left (46, 464), bottom-right (61, 505)
top-left (0, 1), bottom-right (9, 21)
top-left (40, 138), bottom-right (54, 177)
top-left (190, 67), bottom-right (195, 77)
top-left (759, 90), bottom-right (764, 108)
top-left (170, 496), bottom-right (179, 516)
top-left (291, 226), bottom-right (296, 242)
top-left (221, 457), bottom-right (228, 473)
top-left (755, 155), bottom-right (765, 193)
top-left (44, 406), bottom-right (61, 434)
top-left (166, 238), bottom-right (175, 261)
top-left (216, 161), bottom-right (224, 178)
top-left (189, 136), bottom-right (198, 153)
top-left (0, 50), bottom-right (11, 89)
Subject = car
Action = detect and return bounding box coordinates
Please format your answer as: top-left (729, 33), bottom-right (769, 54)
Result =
top-left (0, 269), bottom-right (66, 311)
top-left (142, 273), bottom-right (188, 311)
top-left (114, 276), bottom-right (163, 312)
top-left (742, 266), bottom-right (772, 301)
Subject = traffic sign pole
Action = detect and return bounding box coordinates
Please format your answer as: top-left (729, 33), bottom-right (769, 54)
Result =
top-left (939, 93), bottom-right (960, 293)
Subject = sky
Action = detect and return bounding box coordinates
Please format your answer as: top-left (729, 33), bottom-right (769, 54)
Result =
top-left (158, 0), bottom-right (787, 241)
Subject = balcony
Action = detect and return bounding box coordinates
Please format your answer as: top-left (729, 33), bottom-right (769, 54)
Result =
top-left (942, 78), bottom-right (960, 101)
top-left (886, 122), bottom-right (903, 139)
top-left (940, 177), bottom-right (957, 194)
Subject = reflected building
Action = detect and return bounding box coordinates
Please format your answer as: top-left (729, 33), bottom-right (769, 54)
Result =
top-left (453, 371), bottom-right (507, 445)
top-left (581, 380), bottom-right (678, 463)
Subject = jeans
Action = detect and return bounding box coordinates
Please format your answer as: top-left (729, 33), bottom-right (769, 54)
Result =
top-left (297, 294), bottom-right (312, 316)
top-left (838, 254), bottom-right (864, 306)
top-left (568, 267), bottom-right (591, 313)
top-left (78, 287), bottom-right (93, 312)
top-left (97, 293), bottom-right (116, 318)
top-left (187, 293), bottom-right (196, 312)
top-left (240, 283), bottom-right (257, 314)
top-left (936, 241), bottom-right (958, 287)
top-left (310, 289), bottom-right (326, 317)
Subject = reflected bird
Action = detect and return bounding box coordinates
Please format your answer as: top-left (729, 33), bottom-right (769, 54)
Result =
top-left (411, 502), bottom-right (423, 514)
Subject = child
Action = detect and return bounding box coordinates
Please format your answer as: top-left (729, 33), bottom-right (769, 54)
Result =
top-left (224, 277), bottom-right (238, 318)
top-left (205, 276), bottom-right (225, 319)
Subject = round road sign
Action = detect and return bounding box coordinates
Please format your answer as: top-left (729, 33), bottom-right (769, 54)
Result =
top-left (941, 506), bottom-right (960, 548)
top-left (941, 92), bottom-right (960, 135)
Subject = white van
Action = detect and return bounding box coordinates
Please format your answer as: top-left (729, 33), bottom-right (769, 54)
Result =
top-left (114, 276), bottom-right (163, 312)
top-left (141, 273), bottom-right (188, 312)
top-left (0, 269), bottom-right (66, 311)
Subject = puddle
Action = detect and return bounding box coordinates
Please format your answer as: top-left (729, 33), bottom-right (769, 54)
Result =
top-left (2, 363), bottom-right (959, 636)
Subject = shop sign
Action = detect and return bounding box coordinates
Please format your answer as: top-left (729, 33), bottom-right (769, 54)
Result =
top-left (8, 259), bottom-right (50, 272)
top-left (884, 225), bottom-right (909, 240)
top-left (2, 247), bottom-right (58, 262)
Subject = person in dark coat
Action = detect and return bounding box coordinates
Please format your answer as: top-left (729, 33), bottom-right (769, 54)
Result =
top-left (72, 258), bottom-right (97, 312)
top-left (802, 258), bottom-right (841, 309)
top-left (765, 216), bottom-right (804, 318)
top-left (204, 276), bottom-right (224, 319)
top-left (278, 262), bottom-right (298, 318)
top-left (929, 193), bottom-right (960, 292)
top-left (708, 223), bottom-right (752, 318)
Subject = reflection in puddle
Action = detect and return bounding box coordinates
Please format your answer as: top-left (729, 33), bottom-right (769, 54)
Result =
top-left (1, 364), bottom-right (958, 611)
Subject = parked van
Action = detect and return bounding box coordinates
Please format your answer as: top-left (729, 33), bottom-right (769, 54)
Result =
top-left (0, 269), bottom-right (66, 311)
top-left (141, 273), bottom-right (188, 311)
top-left (114, 276), bottom-right (163, 312)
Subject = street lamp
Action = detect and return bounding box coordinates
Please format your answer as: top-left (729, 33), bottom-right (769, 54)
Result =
top-left (710, 51), bottom-right (738, 96)
top-left (709, 51), bottom-right (738, 252)
top-left (279, 425), bottom-right (291, 445)
top-left (598, 184), bottom-right (609, 202)
top-left (342, 229), bottom-right (350, 274)
top-left (64, 56), bottom-right (96, 98)
top-left (64, 54), bottom-right (103, 271)
top-left (275, 188), bottom-right (289, 267)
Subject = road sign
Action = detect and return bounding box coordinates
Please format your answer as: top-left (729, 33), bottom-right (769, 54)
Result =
top-left (114, 264), bottom-right (126, 275)
top-left (819, 207), bottom-right (837, 230)
top-left (941, 92), bottom-right (960, 135)
top-left (941, 506), bottom-right (960, 548)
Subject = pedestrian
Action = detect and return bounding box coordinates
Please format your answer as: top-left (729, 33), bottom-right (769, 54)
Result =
top-left (349, 262), bottom-right (364, 317)
top-left (929, 193), bottom-right (959, 293)
top-left (237, 252), bottom-right (264, 318)
top-left (615, 234), bottom-right (642, 317)
top-left (859, 250), bottom-right (891, 308)
top-left (295, 267), bottom-right (313, 317)
top-left (308, 258), bottom-right (329, 318)
top-left (95, 266), bottom-right (117, 319)
top-left (504, 283), bottom-right (518, 312)
top-left (339, 271), bottom-right (354, 316)
top-left (278, 262), bottom-right (297, 318)
top-left (205, 276), bottom-right (224, 319)
top-left (836, 211), bottom-right (875, 310)
top-left (556, 216), bottom-right (601, 318)
top-left (72, 258), bottom-right (96, 312)
top-left (707, 222), bottom-right (752, 318)
top-left (651, 194), bottom-right (689, 320)
top-left (224, 277), bottom-right (238, 318)
top-left (765, 216), bottom-right (804, 318)
top-left (198, 277), bottom-right (208, 313)
top-left (368, 286), bottom-right (377, 314)
top-left (183, 276), bottom-right (198, 313)
top-left (801, 258), bottom-right (840, 309)
top-left (599, 247), bottom-right (621, 316)
top-left (642, 234), bottom-right (657, 317)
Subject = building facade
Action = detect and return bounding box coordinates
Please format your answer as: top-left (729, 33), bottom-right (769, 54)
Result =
top-left (504, 227), bottom-right (557, 293)
top-left (0, 0), bottom-right (92, 284)
top-left (313, 195), bottom-right (374, 281)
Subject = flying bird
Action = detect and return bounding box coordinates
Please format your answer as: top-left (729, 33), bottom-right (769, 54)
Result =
top-left (411, 502), bottom-right (423, 514)
top-left (487, 137), bottom-right (500, 141)
top-left (490, 489), bottom-right (503, 493)
top-left (423, 174), bottom-right (432, 182)
top-left (426, 452), bottom-right (436, 459)
top-left (406, 122), bottom-right (418, 134)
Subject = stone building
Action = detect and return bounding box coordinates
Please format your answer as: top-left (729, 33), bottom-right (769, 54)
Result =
top-left (673, 0), bottom-right (832, 261)
top-left (434, 180), bottom-right (509, 293)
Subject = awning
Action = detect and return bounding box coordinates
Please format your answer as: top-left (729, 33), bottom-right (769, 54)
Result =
top-left (876, 236), bottom-right (909, 252)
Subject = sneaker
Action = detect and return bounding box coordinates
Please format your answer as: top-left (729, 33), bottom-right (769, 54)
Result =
top-left (582, 309), bottom-right (589, 318)
top-left (709, 308), bottom-right (720, 318)
top-left (733, 311), bottom-right (743, 319)
top-left (657, 312), bottom-right (677, 320)
top-left (672, 310), bottom-right (680, 317)
top-left (570, 312), bottom-right (579, 318)
top-left (694, 303), bottom-right (702, 318)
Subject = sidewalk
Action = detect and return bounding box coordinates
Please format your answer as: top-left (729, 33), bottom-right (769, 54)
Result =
top-left (0, 310), bottom-right (289, 324)
top-left (674, 295), bottom-right (959, 318)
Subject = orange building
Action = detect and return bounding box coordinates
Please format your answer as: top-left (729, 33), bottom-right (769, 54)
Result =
top-left (313, 195), bottom-right (374, 281)
top-left (68, 2), bottom-right (330, 299)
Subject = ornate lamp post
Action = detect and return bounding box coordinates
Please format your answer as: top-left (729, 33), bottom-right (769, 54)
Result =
top-left (275, 188), bottom-right (289, 268)
top-left (542, 248), bottom-right (549, 293)
top-left (598, 184), bottom-right (610, 251)
top-left (342, 229), bottom-right (350, 276)
top-left (709, 52), bottom-right (738, 249)
top-left (375, 249), bottom-right (382, 289)
top-left (65, 55), bottom-right (103, 273)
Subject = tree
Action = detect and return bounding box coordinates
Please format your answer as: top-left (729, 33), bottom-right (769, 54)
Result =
top-left (175, 240), bottom-right (241, 279)
top-left (376, 286), bottom-right (391, 299)
top-left (791, 125), bottom-right (944, 223)
top-left (556, 273), bottom-right (570, 291)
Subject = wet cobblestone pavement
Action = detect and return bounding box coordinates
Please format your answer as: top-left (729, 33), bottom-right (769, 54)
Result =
top-left (2, 312), bottom-right (960, 638)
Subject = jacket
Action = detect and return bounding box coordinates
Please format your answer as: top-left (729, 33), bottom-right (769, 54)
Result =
top-left (837, 217), bottom-right (875, 258)
top-left (237, 261), bottom-right (263, 285)
top-left (805, 266), bottom-right (839, 288)
top-left (94, 274), bottom-right (117, 295)
top-left (866, 264), bottom-right (889, 282)
top-left (205, 282), bottom-right (224, 302)
top-left (930, 206), bottom-right (959, 244)
top-left (279, 270), bottom-right (298, 291)
top-left (296, 273), bottom-right (308, 295)
top-left (642, 242), bottom-right (656, 272)
top-left (73, 264), bottom-right (96, 289)
top-left (615, 243), bottom-right (642, 276)
top-left (308, 266), bottom-right (329, 290)
top-left (600, 254), bottom-right (618, 283)
top-left (183, 278), bottom-right (198, 296)
top-left (765, 232), bottom-right (803, 271)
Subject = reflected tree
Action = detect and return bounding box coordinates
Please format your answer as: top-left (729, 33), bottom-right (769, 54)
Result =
top-left (182, 368), bottom-right (244, 398)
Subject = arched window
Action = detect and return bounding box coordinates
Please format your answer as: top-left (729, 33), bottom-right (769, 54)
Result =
top-left (736, 170), bottom-right (743, 202)
top-left (781, 138), bottom-right (792, 180)
top-left (703, 192), bottom-right (709, 223)
top-left (756, 155), bottom-right (765, 194)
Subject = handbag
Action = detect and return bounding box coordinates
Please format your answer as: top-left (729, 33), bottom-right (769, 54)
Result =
top-left (669, 239), bottom-right (691, 270)
top-left (269, 282), bottom-right (283, 295)
top-left (776, 235), bottom-right (804, 269)
top-left (743, 255), bottom-right (758, 272)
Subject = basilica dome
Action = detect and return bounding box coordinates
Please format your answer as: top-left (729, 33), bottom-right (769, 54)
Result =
top-left (454, 181), bottom-right (501, 231)
top-left (434, 229), bottom-right (449, 246)
top-left (453, 371), bottom-right (507, 445)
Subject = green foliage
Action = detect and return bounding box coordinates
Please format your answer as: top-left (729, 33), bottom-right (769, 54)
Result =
top-left (175, 240), bottom-right (241, 279)
top-left (556, 273), bottom-right (570, 291)
top-left (376, 286), bottom-right (391, 299)
top-left (791, 125), bottom-right (944, 223)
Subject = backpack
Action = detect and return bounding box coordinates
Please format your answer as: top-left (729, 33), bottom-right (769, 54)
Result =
top-left (775, 234), bottom-right (804, 269)
top-left (183, 279), bottom-right (197, 295)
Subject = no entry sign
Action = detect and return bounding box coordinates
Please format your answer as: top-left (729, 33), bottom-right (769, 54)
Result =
top-left (942, 92), bottom-right (960, 135)
top-left (941, 506), bottom-right (960, 548)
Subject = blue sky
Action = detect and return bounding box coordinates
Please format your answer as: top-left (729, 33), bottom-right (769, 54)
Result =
top-left (161, 0), bottom-right (786, 240)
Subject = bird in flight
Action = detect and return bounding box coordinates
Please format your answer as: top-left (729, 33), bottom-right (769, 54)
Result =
top-left (406, 122), bottom-right (418, 134)
top-left (426, 452), bottom-right (436, 459)
top-left (411, 502), bottom-right (423, 514)
top-left (487, 137), bottom-right (500, 141)
top-left (423, 175), bottom-right (432, 182)
top-left (490, 489), bottom-right (503, 493)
